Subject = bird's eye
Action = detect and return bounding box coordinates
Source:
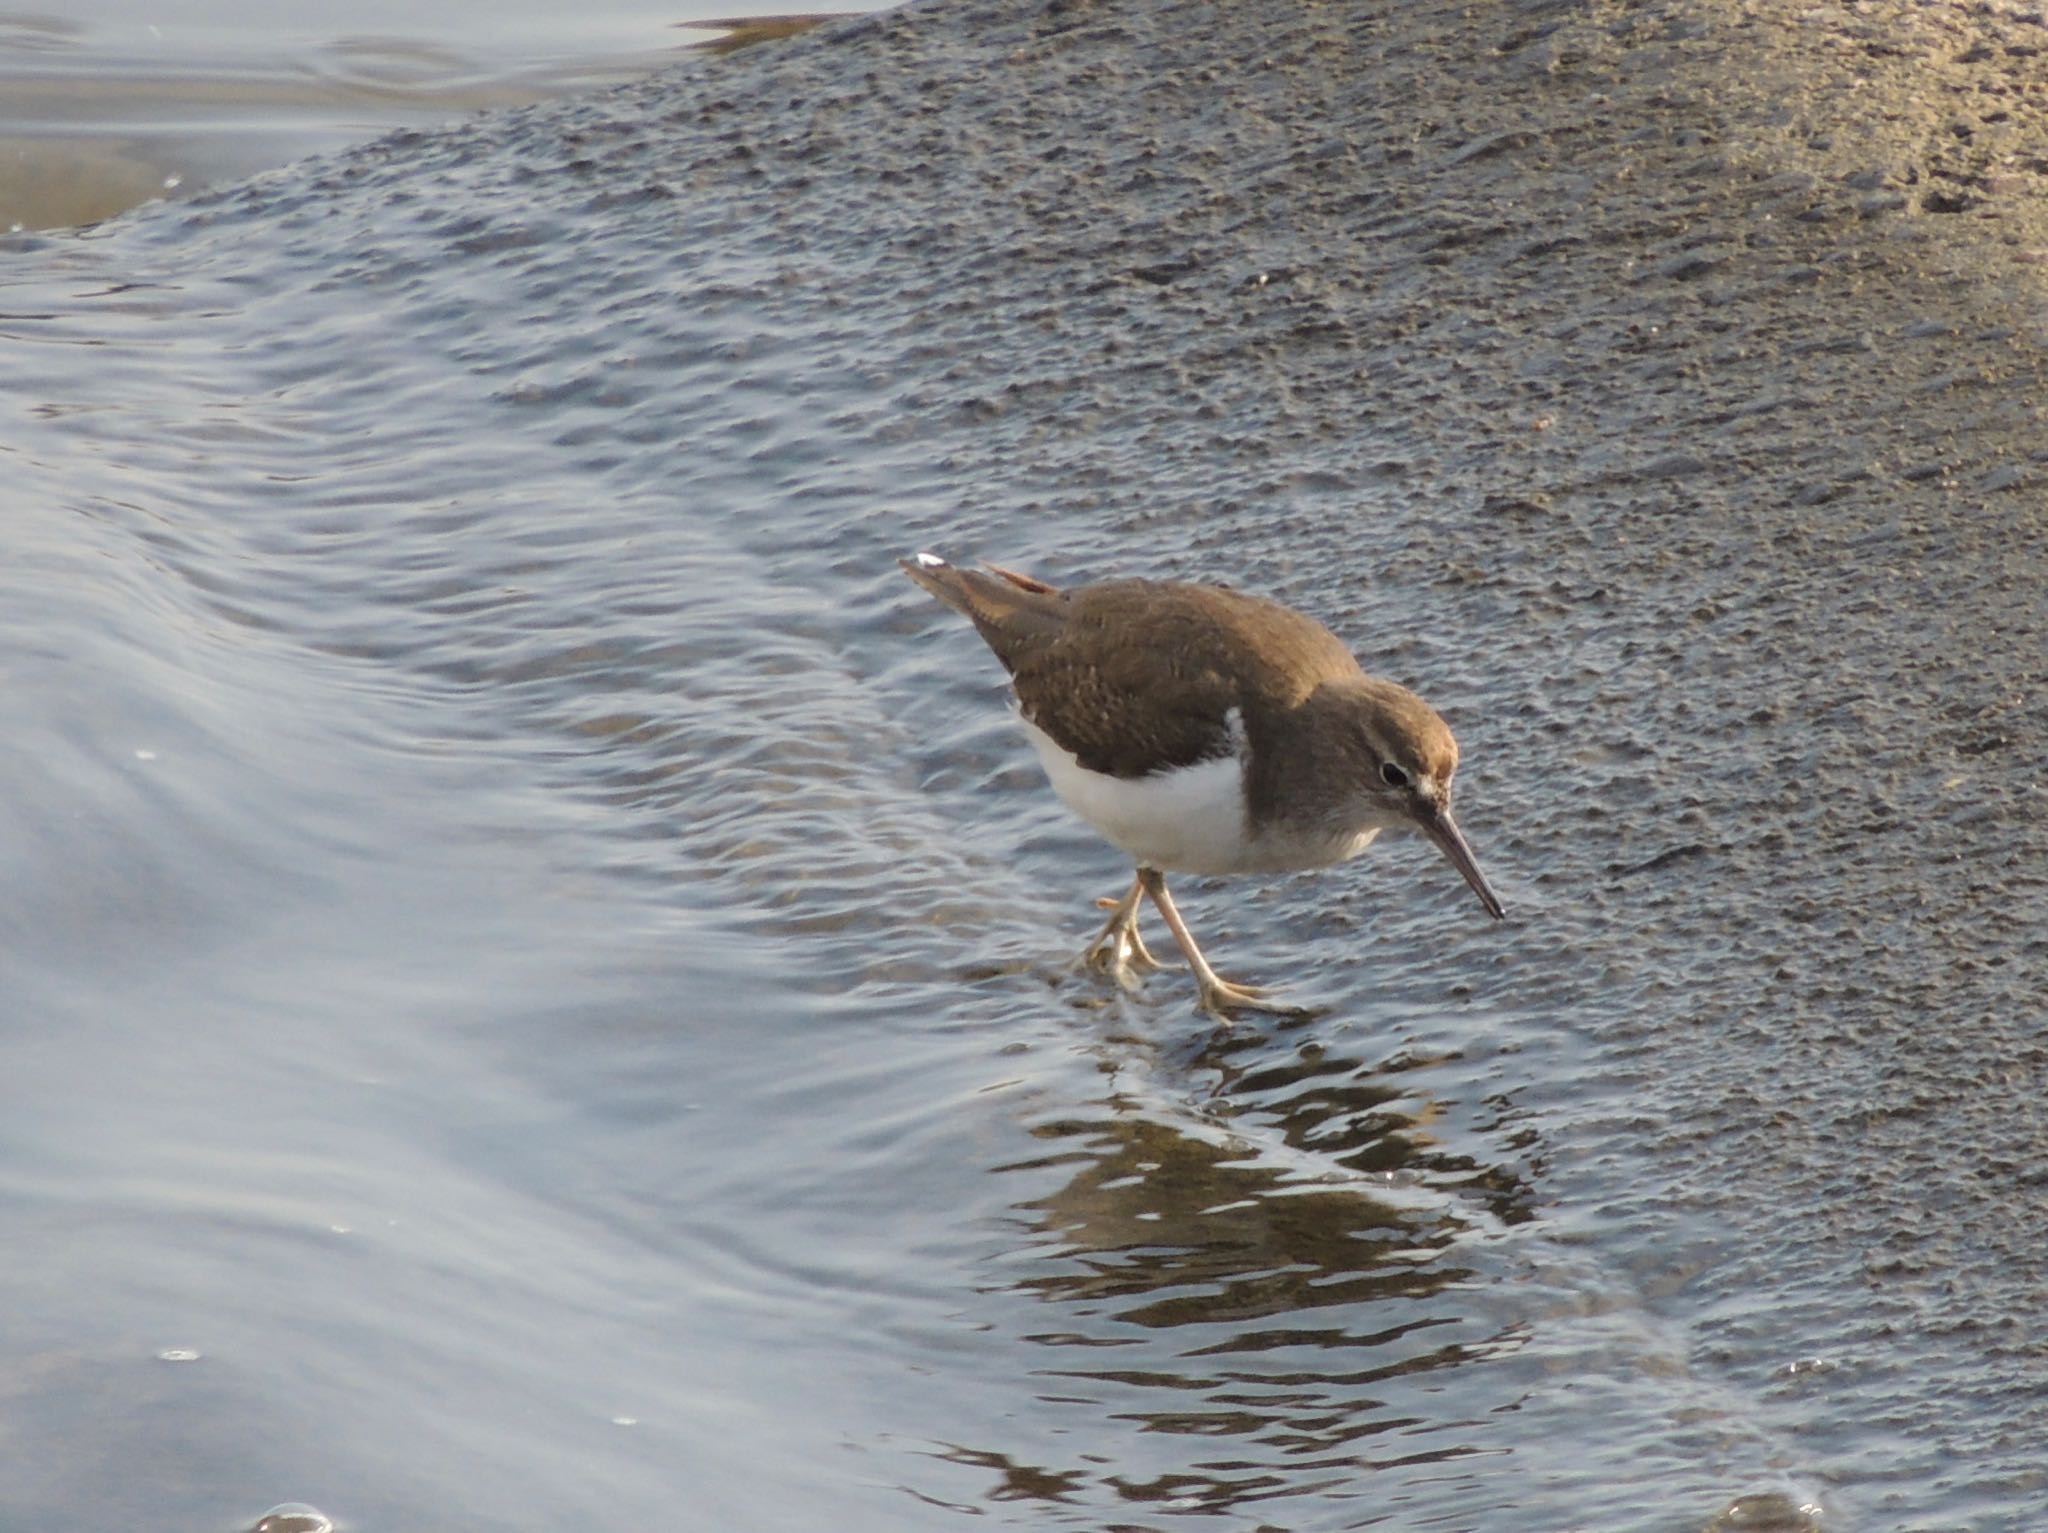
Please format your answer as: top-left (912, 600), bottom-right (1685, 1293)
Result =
top-left (1379, 762), bottom-right (1411, 788)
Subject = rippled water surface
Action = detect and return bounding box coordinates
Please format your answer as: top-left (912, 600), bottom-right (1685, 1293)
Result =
top-left (0, 0), bottom-right (851, 229)
top-left (5, 1), bottom-right (2046, 1529)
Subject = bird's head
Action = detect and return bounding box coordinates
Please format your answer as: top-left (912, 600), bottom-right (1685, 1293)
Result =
top-left (1341, 678), bottom-right (1506, 920)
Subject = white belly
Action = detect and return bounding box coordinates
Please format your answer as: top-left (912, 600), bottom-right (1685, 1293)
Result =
top-left (1019, 716), bottom-right (1253, 875)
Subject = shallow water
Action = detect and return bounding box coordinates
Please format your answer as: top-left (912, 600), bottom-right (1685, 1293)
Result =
top-left (0, 0), bottom-right (849, 229)
top-left (4, 1), bottom-right (2046, 1529)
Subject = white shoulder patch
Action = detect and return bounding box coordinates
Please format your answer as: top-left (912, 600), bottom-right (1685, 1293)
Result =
top-left (1222, 706), bottom-right (1248, 758)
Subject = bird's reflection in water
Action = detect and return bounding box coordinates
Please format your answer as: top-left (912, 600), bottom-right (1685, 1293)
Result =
top-left (944, 1041), bottom-right (1539, 1520)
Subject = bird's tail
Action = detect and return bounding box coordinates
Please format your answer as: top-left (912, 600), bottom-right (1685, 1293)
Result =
top-left (898, 552), bottom-right (1066, 645)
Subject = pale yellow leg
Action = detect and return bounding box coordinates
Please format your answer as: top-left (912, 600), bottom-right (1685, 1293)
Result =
top-left (1075, 873), bottom-right (1165, 992)
top-left (1136, 867), bottom-right (1308, 1019)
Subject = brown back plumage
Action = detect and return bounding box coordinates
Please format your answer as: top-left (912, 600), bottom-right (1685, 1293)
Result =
top-left (900, 555), bottom-right (1368, 780)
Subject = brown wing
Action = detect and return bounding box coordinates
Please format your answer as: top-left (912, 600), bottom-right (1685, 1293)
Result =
top-left (902, 555), bottom-right (1367, 780)
top-left (1014, 580), bottom-right (1364, 780)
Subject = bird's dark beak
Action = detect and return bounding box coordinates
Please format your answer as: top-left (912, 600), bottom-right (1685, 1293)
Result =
top-left (1417, 803), bottom-right (1506, 920)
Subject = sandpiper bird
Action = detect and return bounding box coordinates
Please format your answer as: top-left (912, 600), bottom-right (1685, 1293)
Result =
top-left (901, 552), bottom-right (1505, 1016)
